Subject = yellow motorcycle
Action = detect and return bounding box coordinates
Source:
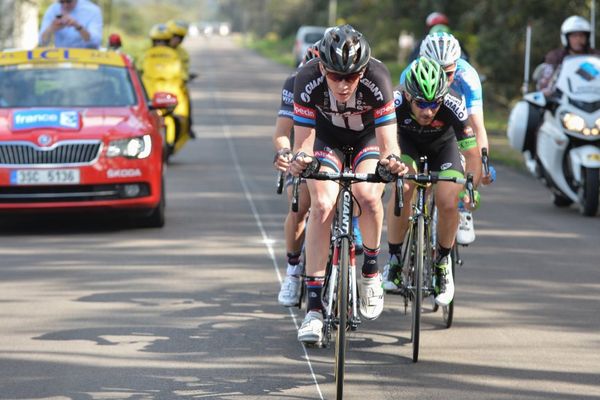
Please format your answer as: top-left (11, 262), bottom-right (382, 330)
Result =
top-left (140, 45), bottom-right (190, 162)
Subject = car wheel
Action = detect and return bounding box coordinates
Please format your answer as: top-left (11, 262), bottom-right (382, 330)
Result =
top-left (140, 177), bottom-right (165, 228)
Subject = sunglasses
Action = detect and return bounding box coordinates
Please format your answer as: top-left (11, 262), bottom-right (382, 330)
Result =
top-left (413, 99), bottom-right (443, 110)
top-left (324, 69), bottom-right (363, 83)
top-left (59, 0), bottom-right (73, 3)
top-left (445, 69), bottom-right (456, 78)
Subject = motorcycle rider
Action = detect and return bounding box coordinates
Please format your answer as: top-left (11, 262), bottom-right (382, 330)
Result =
top-left (167, 20), bottom-right (191, 81)
top-left (167, 20), bottom-right (196, 139)
top-left (537, 16), bottom-right (600, 95)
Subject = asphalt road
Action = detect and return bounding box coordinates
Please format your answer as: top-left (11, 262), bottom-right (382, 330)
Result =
top-left (0, 36), bottom-right (599, 400)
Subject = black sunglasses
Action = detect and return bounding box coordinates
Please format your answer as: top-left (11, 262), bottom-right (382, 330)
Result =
top-left (324, 69), bottom-right (364, 83)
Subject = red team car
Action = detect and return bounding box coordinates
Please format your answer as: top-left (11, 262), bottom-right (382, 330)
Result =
top-left (0, 48), bottom-right (177, 227)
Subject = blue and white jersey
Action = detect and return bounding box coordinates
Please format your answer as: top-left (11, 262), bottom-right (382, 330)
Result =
top-left (399, 58), bottom-right (483, 115)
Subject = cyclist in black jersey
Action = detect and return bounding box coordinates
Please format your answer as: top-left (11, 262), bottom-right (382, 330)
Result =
top-left (289, 24), bottom-right (407, 344)
top-left (383, 57), bottom-right (481, 306)
top-left (273, 44), bottom-right (318, 307)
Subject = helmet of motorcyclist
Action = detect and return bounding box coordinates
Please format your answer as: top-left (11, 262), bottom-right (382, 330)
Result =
top-left (560, 15), bottom-right (591, 47)
top-left (426, 12), bottom-right (449, 29)
top-left (167, 20), bottom-right (189, 38)
top-left (149, 24), bottom-right (173, 41)
top-left (318, 24), bottom-right (371, 74)
top-left (404, 56), bottom-right (449, 102)
top-left (303, 41), bottom-right (320, 64)
top-left (419, 32), bottom-right (461, 67)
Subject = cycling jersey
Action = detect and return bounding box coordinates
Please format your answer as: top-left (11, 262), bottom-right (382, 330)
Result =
top-left (278, 73), bottom-right (296, 120)
top-left (394, 88), bottom-right (476, 175)
top-left (400, 58), bottom-right (483, 115)
top-left (293, 58), bottom-right (396, 146)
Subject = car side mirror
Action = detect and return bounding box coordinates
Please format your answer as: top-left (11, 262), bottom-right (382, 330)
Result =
top-left (150, 92), bottom-right (178, 114)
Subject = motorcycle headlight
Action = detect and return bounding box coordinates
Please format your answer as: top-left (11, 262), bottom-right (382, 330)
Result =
top-left (561, 112), bottom-right (586, 133)
top-left (107, 135), bottom-right (152, 159)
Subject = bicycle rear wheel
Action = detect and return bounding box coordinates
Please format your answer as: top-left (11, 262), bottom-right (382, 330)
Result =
top-left (411, 216), bottom-right (424, 363)
top-left (335, 237), bottom-right (349, 399)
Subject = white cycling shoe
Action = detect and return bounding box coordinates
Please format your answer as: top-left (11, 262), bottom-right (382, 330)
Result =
top-left (359, 273), bottom-right (384, 320)
top-left (297, 311), bottom-right (324, 344)
top-left (434, 255), bottom-right (455, 307)
top-left (278, 275), bottom-right (302, 307)
top-left (456, 210), bottom-right (476, 245)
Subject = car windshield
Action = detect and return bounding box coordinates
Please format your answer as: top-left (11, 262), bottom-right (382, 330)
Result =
top-left (0, 64), bottom-right (137, 108)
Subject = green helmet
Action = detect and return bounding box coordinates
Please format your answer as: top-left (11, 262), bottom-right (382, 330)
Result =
top-left (404, 56), bottom-right (448, 102)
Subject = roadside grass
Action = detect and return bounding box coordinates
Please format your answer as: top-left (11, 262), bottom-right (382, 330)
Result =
top-left (241, 35), bottom-right (525, 171)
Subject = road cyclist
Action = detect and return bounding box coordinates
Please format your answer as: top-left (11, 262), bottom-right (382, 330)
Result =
top-left (383, 56), bottom-right (482, 305)
top-left (289, 24), bottom-right (407, 344)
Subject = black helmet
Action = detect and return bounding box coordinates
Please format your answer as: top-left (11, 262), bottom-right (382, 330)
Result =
top-left (318, 24), bottom-right (371, 74)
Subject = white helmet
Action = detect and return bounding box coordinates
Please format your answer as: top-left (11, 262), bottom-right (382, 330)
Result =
top-left (560, 15), bottom-right (591, 47)
top-left (419, 32), bottom-right (461, 67)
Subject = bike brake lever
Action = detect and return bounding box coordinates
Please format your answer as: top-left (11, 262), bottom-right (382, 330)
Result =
top-left (395, 176), bottom-right (404, 216)
top-left (276, 171), bottom-right (284, 194)
top-left (291, 176), bottom-right (300, 212)
top-left (466, 173), bottom-right (475, 207)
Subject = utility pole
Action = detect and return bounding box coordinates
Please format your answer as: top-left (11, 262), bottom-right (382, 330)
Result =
top-left (328, 0), bottom-right (337, 26)
top-left (592, 0), bottom-right (596, 49)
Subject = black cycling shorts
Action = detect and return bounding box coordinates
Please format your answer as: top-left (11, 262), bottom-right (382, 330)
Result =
top-left (399, 134), bottom-right (464, 178)
top-left (314, 134), bottom-right (379, 173)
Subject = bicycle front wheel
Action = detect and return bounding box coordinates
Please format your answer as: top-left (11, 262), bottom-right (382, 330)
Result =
top-left (335, 237), bottom-right (349, 400)
top-left (411, 216), bottom-right (424, 363)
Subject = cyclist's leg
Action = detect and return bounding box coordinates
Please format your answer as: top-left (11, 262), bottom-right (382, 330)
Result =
top-left (278, 176), bottom-right (310, 306)
top-left (298, 143), bottom-right (341, 343)
top-left (431, 138), bottom-right (464, 306)
top-left (351, 139), bottom-right (386, 319)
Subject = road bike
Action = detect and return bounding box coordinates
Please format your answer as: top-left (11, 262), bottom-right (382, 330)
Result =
top-left (291, 146), bottom-right (401, 400)
top-left (396, 156), bottom-right (474, 363)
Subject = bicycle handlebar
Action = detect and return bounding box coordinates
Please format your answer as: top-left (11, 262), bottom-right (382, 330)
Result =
top-left (290, 169), bottom-right (402, 214)
top-left (397, 172), bottom-right (476, 208)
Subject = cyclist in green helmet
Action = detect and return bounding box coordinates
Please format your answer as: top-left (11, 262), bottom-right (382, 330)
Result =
top-left (382, 57), bottom-right (481, 306)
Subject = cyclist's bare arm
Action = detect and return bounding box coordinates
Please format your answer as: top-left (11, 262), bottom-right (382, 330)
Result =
top-left (467, 111), bottom-right (489, 155)
top-left (272, 116), bottom-right (294, 172)
top-left (462, 145), bottom-right (482, 190)
top-left (375, 123), bottom-right (408, 175)
top-left (290, 125), bottom-right (316, 176)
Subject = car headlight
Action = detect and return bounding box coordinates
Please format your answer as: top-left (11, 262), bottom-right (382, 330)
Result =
top-left (561, 112), bottom-right (586, 133)
top-left (107, 135), bottom-right (152, 159)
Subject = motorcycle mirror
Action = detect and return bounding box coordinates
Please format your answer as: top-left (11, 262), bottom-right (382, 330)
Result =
top-left (151, 92), bottom-right (178, 113)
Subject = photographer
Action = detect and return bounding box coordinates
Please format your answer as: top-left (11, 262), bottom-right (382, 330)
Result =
top-left (39, 0), bottom-right (102, 49)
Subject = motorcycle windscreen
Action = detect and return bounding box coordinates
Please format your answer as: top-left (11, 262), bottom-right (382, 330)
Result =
top-left (556, 55), bottom-right (600, 104)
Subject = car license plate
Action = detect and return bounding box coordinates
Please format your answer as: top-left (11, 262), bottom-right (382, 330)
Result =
top-left (10, 169), bottom-right (80, 185)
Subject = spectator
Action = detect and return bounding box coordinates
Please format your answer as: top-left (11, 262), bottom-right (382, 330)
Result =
top-left (39, 0), bottom-right (102, 49)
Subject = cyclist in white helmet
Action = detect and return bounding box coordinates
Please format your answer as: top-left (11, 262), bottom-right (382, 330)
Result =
top-left (537, 15), bottom-right (600, 95)
top-left (384, 32), bottom-right (489, 292)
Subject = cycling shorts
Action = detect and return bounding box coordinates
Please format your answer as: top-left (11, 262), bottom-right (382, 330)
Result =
top-left (399, 134), bottom-right (464, 178)
top-left (314, 134), bottom-right (380, 173)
